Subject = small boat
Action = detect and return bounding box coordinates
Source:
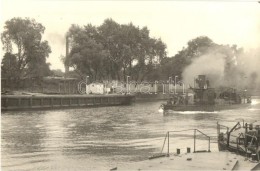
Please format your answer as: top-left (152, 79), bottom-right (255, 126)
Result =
top-left (160, 75), bottom-right (251, 115)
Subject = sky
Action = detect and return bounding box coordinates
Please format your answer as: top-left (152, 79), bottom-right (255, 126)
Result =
top-left (1, 0), bottom-right (260, 71)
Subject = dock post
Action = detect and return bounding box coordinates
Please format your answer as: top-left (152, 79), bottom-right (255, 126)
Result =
top-left (187, 147), bottom-right (191, 153)
top-left (208, 137), bottom-right (211, 152)
top-left (177, 148), bottom-right (180, 154)
top-left (245, 123), bottom-right (248, 148)
top-left (167, 132), bottom-right (170, 156)
top-left (194, 129), bottom-right (196, 152)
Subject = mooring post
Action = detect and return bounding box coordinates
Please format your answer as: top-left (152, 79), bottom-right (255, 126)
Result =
top-left (194, 129), bottom-right (196, 152)
top-left (208, 137), bottom-right (211, 152)
top-left (177, 148), bottom-right (180, 154)
top-left (187, 147), bottom-right (191, 153)
top-left (167, 131), bottom-right (170, 156)
top-left (245, 123), bottom-right (248, 148)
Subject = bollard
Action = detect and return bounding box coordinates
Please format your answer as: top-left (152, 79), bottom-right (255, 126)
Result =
top-left (246, 151), bottom-right (252, 158)
top-left (187, 147), bottom-right (191, 153)
top-left (251, 154), bottom-right (257, 161)
top-left (177, 148), bottom-right (180, 154)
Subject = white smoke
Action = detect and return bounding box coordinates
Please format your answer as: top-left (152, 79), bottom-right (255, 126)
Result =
top-left (182, 47), bottom-right (260, 91)
top-left (239, 48), bottom-right (260, 90)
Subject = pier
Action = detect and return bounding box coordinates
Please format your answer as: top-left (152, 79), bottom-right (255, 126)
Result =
top-left (1, 94), bottom-right (135, 111)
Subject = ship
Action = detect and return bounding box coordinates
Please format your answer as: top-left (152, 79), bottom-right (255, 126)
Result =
top-left (160, 75), bottom-right (251, 115)
top-left (114, 120), bottom-right (259, 170)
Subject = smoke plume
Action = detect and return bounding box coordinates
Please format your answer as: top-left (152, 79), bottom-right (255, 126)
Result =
top-left (182, 46), bottom-right (260, 91)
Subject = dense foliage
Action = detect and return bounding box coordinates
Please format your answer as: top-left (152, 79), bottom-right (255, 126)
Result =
top-left (2, 18), bottom-right (256, 90)
top-left (66, 20), bottom-right (243, 83)
top-left (1, 17), bottom-right (52, 82)
top-left (65, 19), bottom-right (167, 82)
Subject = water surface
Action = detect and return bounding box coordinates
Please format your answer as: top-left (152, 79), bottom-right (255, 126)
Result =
top-left (2, 98), bottom-right (260, 170)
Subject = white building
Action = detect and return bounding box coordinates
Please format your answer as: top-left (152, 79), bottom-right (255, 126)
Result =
top-left (86, 83), bottom-right (105, 94)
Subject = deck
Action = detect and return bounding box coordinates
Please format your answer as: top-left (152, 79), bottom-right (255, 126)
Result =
top-left (117, 152), bottom-right (259, 170)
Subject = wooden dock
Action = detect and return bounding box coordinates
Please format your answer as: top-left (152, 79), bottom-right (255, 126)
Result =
top-left (1, 94), bottom-right (135, 111)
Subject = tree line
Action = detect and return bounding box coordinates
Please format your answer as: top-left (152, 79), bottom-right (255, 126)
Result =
top-left (2, 17), bottom-right (252, 87)
top-left (65, 18), bottom-right (166, 82)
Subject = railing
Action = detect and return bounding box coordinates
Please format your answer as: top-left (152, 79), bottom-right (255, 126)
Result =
top-left (160, 129), bottom-right (211, 156)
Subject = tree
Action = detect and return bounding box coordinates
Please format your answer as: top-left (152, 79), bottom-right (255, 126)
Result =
top-left (1, 53), bottom-right (19, 79)
top-left (160, 36), bottom-right (214, 80)
top-left (51, 69), bottom-right (64, 77)
top-left (186, 36), bottom-right (214, 58)
top-left (1, 17), bottom-right (52, 81)
top-left (66, 19), bottom-right (167, 82)
top-left (67, 24), bottom-right (109, 81)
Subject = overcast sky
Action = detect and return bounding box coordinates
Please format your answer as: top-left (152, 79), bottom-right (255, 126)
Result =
top-left (1, 0), bottom-right (260, 71)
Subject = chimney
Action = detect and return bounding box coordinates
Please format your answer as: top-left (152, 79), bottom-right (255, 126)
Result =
top-left (65, 35), bottom-right (69, 77)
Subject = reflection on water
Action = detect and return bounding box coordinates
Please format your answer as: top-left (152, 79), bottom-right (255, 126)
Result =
top-left (2, 98), bottom-right (260, 170)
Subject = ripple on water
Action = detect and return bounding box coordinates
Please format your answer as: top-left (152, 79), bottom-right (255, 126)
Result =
top-left (1, 98), bottom-right (260, 170)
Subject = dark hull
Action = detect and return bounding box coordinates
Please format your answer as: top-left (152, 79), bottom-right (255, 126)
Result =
top-left (163, 103), bottom-right (250, 114)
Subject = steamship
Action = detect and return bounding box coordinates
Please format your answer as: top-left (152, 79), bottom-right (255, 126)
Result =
top-left (161, 75), bottom-right (251, 115)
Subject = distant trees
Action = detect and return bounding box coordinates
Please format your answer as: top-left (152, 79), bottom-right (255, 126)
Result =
top-left (159, 36), bottom-right (248, 87)
top-left (1, 17), bottom-right (52, 82)
top-left (51, 69), bottom-right (64, 77)
top-left (1, 17), bottom-right (251, 90)
top-left (66, 18), bottom-right (167, 82)
top-left (160, 36), bottom-right (215, 80)
top-left (66, 21), bottom-right (247, 84)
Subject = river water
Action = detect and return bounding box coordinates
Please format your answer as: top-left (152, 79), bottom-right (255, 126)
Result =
top-left (2, 97), bottom-right (260, 171)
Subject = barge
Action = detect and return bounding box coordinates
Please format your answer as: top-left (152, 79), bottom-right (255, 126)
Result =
top-left (1, 94), bottom-right (135, 111)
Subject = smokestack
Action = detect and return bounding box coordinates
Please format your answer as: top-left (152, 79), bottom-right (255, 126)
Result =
top-left (65, 35), bottom-right (69, 77)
